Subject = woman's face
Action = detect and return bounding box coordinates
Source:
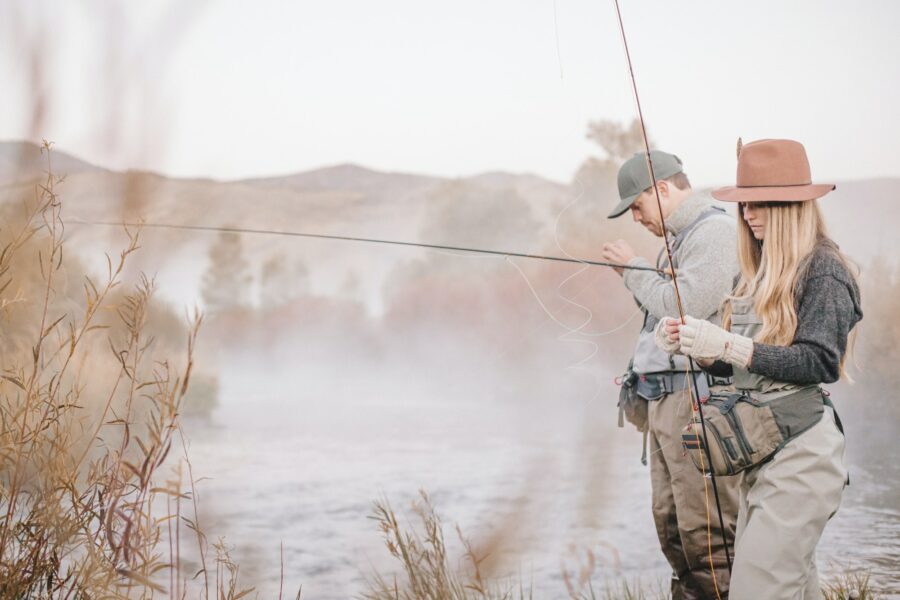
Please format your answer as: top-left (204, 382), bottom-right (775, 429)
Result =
top-left (741, 202), bottom-right (768, 240)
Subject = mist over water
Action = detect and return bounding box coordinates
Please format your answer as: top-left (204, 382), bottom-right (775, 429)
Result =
top-left (182, 337), bottom-right (660, 598)
top-left (2, 138), bottom-right (897, 596)
top-left (180, 333), bottom-right (900, 598)
top-left (3, 3), bottom-right (900, 594)
top-left (68, 162), bottom-right (898, 597)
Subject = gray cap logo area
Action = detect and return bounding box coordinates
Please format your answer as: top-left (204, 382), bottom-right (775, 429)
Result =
top-left (608, 150), bottom-right (683, 219)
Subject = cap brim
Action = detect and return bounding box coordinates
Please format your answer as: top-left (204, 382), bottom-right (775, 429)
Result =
top-left (711, 183), bottom-right (836, 203)
top-left (607, 193), bottom-right (639, 218)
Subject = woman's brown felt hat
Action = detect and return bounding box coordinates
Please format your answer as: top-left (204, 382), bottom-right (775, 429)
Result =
top-left (711, 138), bottom-right (835, 203)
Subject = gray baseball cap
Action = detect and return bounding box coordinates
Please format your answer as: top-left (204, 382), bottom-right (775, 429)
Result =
top-left (608, 150), bottom-right (684, 218)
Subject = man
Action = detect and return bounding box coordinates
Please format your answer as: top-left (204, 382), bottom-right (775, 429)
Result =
top-left (601, 150), bottom-right (740, 600)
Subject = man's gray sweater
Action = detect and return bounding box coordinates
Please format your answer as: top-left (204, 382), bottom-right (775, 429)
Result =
top-left (624, 192), bottom-right (738, 374)
top-left (624, 193), bottom-right (738, 321)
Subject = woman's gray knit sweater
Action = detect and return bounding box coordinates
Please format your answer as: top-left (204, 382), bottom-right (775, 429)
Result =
top-left (706, 241), bottom-right (863, 384)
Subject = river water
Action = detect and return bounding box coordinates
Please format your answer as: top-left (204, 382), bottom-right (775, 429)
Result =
top-left (177, 351), bottom-right (900, 599)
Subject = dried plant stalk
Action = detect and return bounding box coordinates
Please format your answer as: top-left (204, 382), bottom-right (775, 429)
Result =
top-left (0, 143), bottom-right (252, 599)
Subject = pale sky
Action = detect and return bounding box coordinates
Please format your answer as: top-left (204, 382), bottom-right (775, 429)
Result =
top-left (1, 0), bottom-right (898, 187)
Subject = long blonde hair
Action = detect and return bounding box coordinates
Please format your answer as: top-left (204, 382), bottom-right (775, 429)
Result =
top-left (723, 200), bottom-right (856, 349)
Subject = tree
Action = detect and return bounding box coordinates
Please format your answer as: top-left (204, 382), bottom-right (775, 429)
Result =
top-left (260, 253), bottom-right (309, 307)
top-left (585, 118), bottom-right (646, 165)
top-left (201, 229), bottom-right (252, 313)
top-left (420, 180), bottom-right (541, 252)
top-left (572, 118), bottom-right (649, 205)
top-left (562, 119), bottom-right (656, 251)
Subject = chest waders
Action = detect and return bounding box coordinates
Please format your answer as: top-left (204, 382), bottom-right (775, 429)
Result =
top-left (617, 207), bottom-right (732, 465)
top-left (681, 297), bottom-right (845, 477)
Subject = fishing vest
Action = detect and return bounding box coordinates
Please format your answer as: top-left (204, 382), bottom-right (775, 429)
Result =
top-left (631, 206), bottom-right (730, 377)
top-left (617, 206), bottom-right (731, 464)
top-left (681, 296), bottom-right (843, 477)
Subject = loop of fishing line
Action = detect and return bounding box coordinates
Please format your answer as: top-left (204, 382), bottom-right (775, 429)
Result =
top-left (504, 257), bottom-right (643, 370)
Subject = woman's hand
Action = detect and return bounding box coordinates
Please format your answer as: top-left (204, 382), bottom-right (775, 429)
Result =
top-left (654, 317), bottom-right (682, 354)
top-left (679, 316), bottom-right (754, 368)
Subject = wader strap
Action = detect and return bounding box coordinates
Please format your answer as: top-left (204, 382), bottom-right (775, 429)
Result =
top-left (636, 371), bottom-right (723, 400)
top-left (822, 395), bottom-right (844, 435)
top-left (693, 373), bottom-right (711, 400)
top-left (668, 206), bottom-right (728, 268)
top-left (718, 392), bottom-right (743, 413)
top-left (822, 395), bottom-right (849, 486)
top-left (641, 429), bottom-right (648, 466)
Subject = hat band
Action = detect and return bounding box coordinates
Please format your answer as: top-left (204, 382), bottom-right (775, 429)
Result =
top-left (734, 182), bottom-right (813, 188)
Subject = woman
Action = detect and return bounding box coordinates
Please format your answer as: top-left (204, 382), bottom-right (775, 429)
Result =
top-left (656, 139), bottom-right (862, 599)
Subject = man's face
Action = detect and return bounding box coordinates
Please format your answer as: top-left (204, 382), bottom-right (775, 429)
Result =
top-left (629, 189), bottom-right (665, 237)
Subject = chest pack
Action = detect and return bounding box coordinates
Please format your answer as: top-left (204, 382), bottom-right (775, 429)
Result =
top-left (680, 298), bottom-right (844, 477)
top-left (681, 386), bottom-right (837, 476)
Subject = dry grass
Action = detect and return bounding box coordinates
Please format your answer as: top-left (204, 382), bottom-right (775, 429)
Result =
top-left (363, 490), bottom-right (670, 600)
top-left (561, 554), bottom-right (668, 600)
top-left (822, 570), bottom-right (883, 600)
top-left (365, 489), bottom-right (886, 600)
top-left (0, 142), bottom-right (253, 598)
top-left (364, 490), bottom-right (532, 600)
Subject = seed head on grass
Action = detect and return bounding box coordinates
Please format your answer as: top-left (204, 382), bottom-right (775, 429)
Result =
top-left (364, 490), bottom-right (532, 600)
top-left (822, 569), bottom-right (882, 600)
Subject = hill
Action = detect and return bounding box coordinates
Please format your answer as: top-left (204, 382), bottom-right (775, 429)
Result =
top-left (0, 141), bottom-right (895, 311)
top-left (0, 140), bottom-right (104, 187)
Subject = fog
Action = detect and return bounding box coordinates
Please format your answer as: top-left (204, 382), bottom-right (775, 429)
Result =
top-left (1, 1), bottom-right (898, 596)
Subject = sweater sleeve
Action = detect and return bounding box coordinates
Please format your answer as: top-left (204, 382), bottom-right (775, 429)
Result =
top-left (623, 218), bottom-right (738, 321)
top-left (749, 274), bottom-right (861, 384)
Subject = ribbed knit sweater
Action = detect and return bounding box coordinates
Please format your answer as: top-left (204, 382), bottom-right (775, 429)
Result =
top-left (706, 241), bottom-right (863, 384)
top-left (624, 192), bottom-right (738, 322)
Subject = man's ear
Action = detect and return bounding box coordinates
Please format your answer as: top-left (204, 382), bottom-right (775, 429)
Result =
top-left (656, 180), bottom-right (670, 199)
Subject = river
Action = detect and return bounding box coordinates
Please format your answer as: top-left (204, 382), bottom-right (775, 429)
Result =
top-left (177, 353), bottom-right (900, 599)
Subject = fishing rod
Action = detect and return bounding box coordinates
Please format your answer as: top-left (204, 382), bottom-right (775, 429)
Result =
top-left (67, 219), bottom-right (664, 273)
top-left (612, 0), bottom-right (733, 586)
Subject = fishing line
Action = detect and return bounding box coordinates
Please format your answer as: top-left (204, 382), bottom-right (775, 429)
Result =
top-left (535, 3), bottom-right (653, 398)
top-left (70, 217), bottom-right (644, 408)
top-left (552, 180), bottom-right (601, 334)
top-left (71, 217), bottom-right (651, 386)
top-left (545, 133), bottom-right (646, 389)
top-left (488, 266), bottom-right (643, 370)
top-left (552, 0), bottom-right (564, 80)
top-left (497, 173), bottom-right (647, 405)
top-left (504, 257), bottom-right (643, 370)
top-left (68, 219), bottom-right (661, 273)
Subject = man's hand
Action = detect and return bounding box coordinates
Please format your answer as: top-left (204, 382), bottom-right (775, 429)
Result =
top-left (654, 317), bottom-right (682, 354)
top-left (600, 240), bottom-right (637, 276)
top-left (663, 317), bottom-right (680, 344)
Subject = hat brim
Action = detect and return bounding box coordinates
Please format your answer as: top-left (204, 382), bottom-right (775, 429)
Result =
top-left (607, 192), bottom-right (640, 218)
top-left (711, 183), bottom-right (836, 203)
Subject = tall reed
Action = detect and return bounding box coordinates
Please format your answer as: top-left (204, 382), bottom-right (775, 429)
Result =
top-left (0, 142), bottom-right (252, 598)
top-left (363, 488), bottom-right (884, 600)
top-left (364, 490), bottom-right (532, 600)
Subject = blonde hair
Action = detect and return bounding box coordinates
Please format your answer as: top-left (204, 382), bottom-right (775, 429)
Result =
top-left (723, 200), bottom-right (858, 374)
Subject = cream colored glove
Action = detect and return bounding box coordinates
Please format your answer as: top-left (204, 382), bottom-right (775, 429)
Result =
top-left (654, 317), bottom-right (681, 354)
top-left (678, 315), bottom-right (754, 367)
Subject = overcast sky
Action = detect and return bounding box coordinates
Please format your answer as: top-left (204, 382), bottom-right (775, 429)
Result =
top-left (1, 0), bottom-right (898, 188)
